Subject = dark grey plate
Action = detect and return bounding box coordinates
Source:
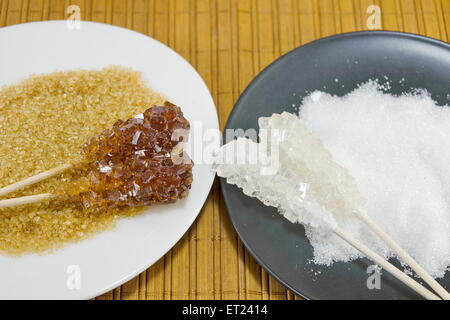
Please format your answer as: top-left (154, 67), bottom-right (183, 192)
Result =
top-left (220, 31), bottom-right (450, 300)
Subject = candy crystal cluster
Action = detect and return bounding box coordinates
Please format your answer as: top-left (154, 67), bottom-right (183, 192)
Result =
top-left (214, 137), bottom-right (337, 231)
top-left (213, 111), bottom-right (365, 231)
top-left (258, 112), bottom-right (366, 224)
top-left (65, 102), bottom-right (193, 208)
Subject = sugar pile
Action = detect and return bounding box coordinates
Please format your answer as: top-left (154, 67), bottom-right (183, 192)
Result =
top-left (299, 81), bottom-right (450, 278)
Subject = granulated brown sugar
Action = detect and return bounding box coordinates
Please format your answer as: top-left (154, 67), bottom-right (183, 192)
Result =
top-left (0, 66), bottom-right (166, 255)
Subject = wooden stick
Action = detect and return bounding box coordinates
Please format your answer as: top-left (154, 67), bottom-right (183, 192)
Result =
top-left (0, 193), bottom-right (54, 209)
top-left (0, 163), bottom-right (73, 198)
top-left (333, 226), bottom-right (440, 300)
top-left (359, 214), bottom-right (450, 300)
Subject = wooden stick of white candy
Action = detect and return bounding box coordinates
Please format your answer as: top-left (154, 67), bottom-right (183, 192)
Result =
top-left (359, 214), bottom-right (450, 300)
top-left (333, 226), bottom-right (440, 300)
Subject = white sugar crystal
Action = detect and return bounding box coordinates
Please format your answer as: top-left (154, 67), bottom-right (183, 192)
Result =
top-left (134, 149), bottom-right (146, 156)
top-left (131, 130), bottom-right (141, 145)
top-left (310, 91), bottom-right (322, 102)
top-left (99, 165), bottom-right (112, 173)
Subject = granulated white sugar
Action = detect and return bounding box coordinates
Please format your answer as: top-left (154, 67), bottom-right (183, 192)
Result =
top-left (299, 81), bottom-right (450, 278)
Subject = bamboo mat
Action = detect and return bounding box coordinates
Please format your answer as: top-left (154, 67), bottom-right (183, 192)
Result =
top-left (0, 0), bottom-right (449, 300)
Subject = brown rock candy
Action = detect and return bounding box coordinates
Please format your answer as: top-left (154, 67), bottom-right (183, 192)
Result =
top-left (64, 102), bottom-right (193, 208)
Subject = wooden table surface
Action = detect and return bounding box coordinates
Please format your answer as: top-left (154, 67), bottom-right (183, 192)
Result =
top-left (1, 0), bottom-right (449, 300)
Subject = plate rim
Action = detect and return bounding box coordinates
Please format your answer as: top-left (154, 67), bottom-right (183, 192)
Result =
top-left (220, 30), bottom-right (450, 300)
top-left (0, 20), bottom-right (219, 299)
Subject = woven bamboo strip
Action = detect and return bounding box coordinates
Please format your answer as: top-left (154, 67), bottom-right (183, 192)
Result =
top-left (351, 0), bottom-right (362, 30)
top-left (413, 0), bottom-right (424, 34)
top-left (400, 0), bottom-right (420, 33)
top-left (91, 0), bottom-right (107, 22)
top-left (217, 0), bottom-right (234, 131)
top-left (19, 0), bottom-right (27, 23)
top-left (298, 0), bottom-right (316, 43)
top-left (388, 0), bottom-right (402, 30)
top-left (0, 0), bottom-right (8, 26)
top-left (419, 0), bottom-right (442, 38)
top-left (380, 0), bottom-right (401, 30)
top-left (277, 0), bottom-right (295, 55)
top-left (440, 0), bottom-right (450, 39)
top-left (27, 0), bottom-right (42, 21)
top-left (145, 258), bottom-right (165, 300)
top-left (338, 0), bottom-right (355, 32)
top-left (5, 0), bottom-right (21, 24)
top-left (434, 0), bottom-right (448, 41)
top-left (130, 0), bottom-right (147, 34)
top-left (318, 0), bottom-right (335, 36)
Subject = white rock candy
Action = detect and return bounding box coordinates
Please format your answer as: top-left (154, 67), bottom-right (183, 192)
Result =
top-left (213, 112), bottom-right (367, 233)
top-left (259, 112), bottom-right (366, 217)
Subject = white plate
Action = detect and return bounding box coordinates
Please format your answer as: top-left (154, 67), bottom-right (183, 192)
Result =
top-left (0, 21), bottom-right (219, 299)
